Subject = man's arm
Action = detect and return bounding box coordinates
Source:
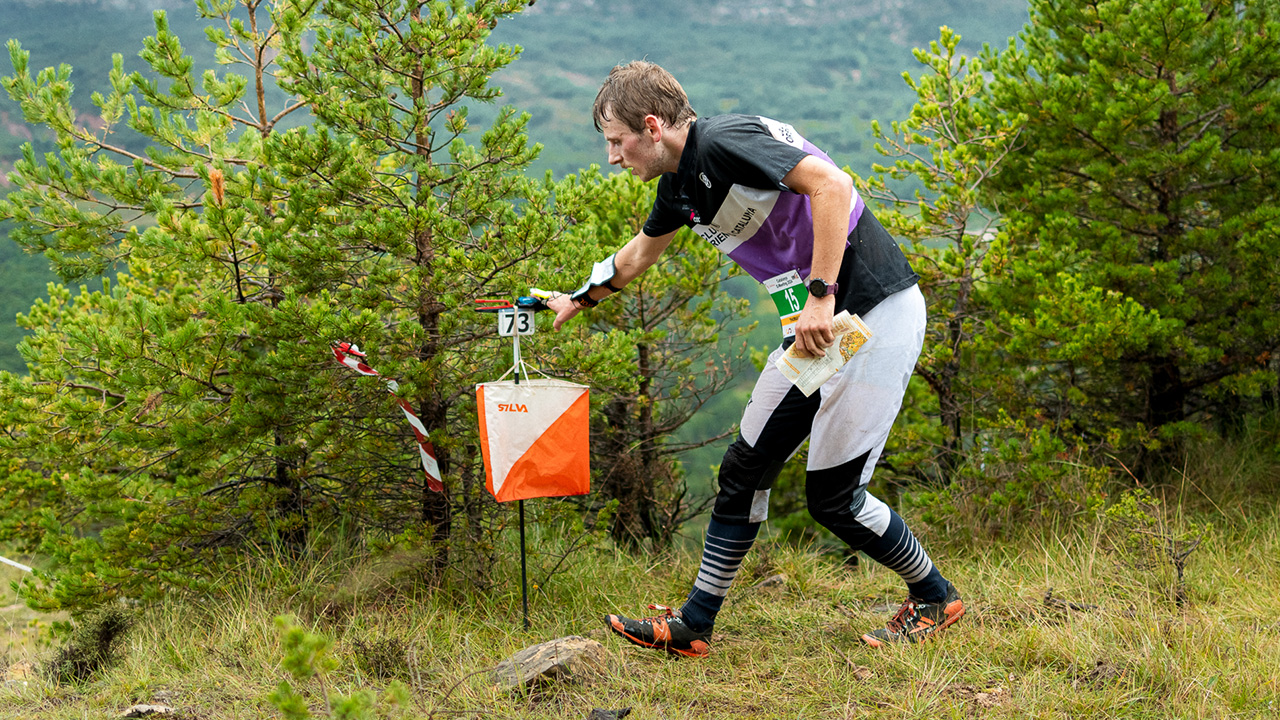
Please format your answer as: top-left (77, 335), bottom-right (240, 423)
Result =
top-left (782, 154), bottom-right (854, 358)
top-left (549, 228), bottom-right (678, 330)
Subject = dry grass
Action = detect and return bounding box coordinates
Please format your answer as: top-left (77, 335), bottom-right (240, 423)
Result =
top-left (2, 556), bottom-right (64, 670)
top-left (2, 436), bottom-right (1278, 719)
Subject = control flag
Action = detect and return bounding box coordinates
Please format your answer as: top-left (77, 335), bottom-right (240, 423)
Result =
top-left (477, 379), bottom-right (590, 502)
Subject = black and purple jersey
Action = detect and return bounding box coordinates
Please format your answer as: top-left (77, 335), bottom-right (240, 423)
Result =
top-left (643, 114), bottom-right (917, 318)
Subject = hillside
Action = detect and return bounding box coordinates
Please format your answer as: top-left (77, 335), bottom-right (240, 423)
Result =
top-left (3, 458), bottom-right (1278, 718)
top-left (491, 0), bottom-right (1029, 177)
top-left (0, 0), bottom-right (1030, 176)
top-left (0, 0), bottom-right (1029, 372)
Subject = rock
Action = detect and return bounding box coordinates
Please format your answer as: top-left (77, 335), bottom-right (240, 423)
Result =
top-left (753, 573), bottom-right (787, 589)
top-left (491, 636), bottom-right (609, 689)
top-left (119, 704), bottom-right (174, 718)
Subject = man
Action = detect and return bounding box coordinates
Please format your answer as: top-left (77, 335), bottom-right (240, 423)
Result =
top-left (546, 61), bottom-right (963, 657)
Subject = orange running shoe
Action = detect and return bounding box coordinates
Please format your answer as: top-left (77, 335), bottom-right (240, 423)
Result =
top-left (605, 604), bottom-right (711, 658)
top-left (861, 582), bottom-right (965, 647)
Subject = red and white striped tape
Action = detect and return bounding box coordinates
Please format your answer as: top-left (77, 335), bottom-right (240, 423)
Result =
top-left (332, 342), bottom-right (443, 493)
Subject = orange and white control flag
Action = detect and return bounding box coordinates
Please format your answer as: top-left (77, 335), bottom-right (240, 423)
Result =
top-left (477, 379), bottom-right (590, 502)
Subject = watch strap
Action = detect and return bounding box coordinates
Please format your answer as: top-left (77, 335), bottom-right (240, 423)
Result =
top-left (808, 278), bottom-right (839, 297)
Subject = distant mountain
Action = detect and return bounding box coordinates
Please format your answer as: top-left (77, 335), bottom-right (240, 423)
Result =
top-left (491, 0), bottom-right (1028, 176)
top-left (0, 0), bottom-right (1029, 371)
top-left (1, 0), bottom-right (1028, 174)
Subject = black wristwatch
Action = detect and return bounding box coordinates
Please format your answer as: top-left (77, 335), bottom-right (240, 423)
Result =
top-left (808, 278), bottom-right (839, 298)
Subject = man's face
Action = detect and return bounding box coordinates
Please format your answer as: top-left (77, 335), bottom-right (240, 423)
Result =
top-left (601, 115), bottom-right (665, 182)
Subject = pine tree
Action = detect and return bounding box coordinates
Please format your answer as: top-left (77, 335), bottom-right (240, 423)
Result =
top-left (861, 27), bottom-right (1023, 484)
top-left (269, 0), bottom-right (578, 570)
top-left (1, 1), bottom-right (330, 608)
top-left (0, 0), bottom-right (584, 609)
top-left (0, 0), bottom-right (751, 608)
top-left (982, 0), bottom-right (1280, 466)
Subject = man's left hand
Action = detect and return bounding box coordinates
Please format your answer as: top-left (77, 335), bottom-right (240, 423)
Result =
top-left (791, 294), bottom-right (836, 358)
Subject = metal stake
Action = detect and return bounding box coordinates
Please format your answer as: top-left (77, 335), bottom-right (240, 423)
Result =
top-left (512, 325), bottom-right (530, 630)
top-left (518, 499), bottom-right (530, 630)
top-left (482, 302), bottom-right (538, 631)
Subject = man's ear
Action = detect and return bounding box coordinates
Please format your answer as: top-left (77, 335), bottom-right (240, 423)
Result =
top-left (643, 114), bottom-right (663, 142)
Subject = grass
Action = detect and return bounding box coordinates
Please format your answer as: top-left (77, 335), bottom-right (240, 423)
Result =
top-left (1, 458), bottom-right (1278, 718)
top-left (2, 554), bottom-right (61, 674)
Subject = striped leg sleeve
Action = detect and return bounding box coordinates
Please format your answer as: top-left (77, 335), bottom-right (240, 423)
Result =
top-left (849, 500), bottom-right (948, 603)
top-left (679, 518), bottom-right (760, 632)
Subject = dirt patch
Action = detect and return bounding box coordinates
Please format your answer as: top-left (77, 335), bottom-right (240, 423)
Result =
top-left (1072, 659), bottom-right (1127, 689)
top-left (946, 683), bottom-right (1010, 708)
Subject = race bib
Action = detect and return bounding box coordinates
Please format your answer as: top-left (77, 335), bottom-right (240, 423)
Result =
top-left (764, 270), bottom-right (807, 338)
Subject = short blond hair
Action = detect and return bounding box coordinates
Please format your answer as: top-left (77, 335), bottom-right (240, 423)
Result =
top-left (593, 61), bottom-right (697, 133)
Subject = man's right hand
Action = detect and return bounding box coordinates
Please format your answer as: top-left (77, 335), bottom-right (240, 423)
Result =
top-left (789, 293), bottom-right (837, 358)
top-left (547, 293), bottom-right (580, 330)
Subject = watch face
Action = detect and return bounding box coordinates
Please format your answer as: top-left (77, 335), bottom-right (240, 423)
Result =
top-left (808, 279), bottom-right (828, 297)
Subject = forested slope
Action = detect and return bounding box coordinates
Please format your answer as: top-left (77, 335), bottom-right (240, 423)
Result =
top-left (0, 0), bottom-right (1029, 372)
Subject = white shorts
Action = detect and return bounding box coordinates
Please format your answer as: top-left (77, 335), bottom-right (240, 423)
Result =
top-left (740, 284), bottom-right (926, 475)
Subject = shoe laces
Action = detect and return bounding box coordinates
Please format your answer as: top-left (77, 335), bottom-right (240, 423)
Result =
top-left (885, 597), bottom-right (921, 633)
top-left (642, 603), bottom-right (680, 625)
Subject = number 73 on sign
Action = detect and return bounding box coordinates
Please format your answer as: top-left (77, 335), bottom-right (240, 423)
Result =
top-left (473, 296), bottom-right (544, 336)
top-left (498, 308), bottom-right (535, 336)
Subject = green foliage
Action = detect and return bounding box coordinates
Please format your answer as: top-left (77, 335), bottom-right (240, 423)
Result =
top-left (0, 0), bottom-right (1032, 389)
top-left (908, 414), bottom-right (1111, 537)
top-left (0, 0), bottom-right (590, 611)
top-left (1100, 486), bottom-right (1208, 606)
top-left (43, 605), bottom-right (134, 685)
top-left (0, 0), bottom-right (758, 611)
top-left (858, 5), bottom-right (1280, 527)
top-left (861, 26), bottom-right (1026, 490)
top-left (981, 0), bottom-right (1280, 466)
top-left (851, 27), bottom-right (1105, 527)
top-left (271, 616), bottom-right (411, 720)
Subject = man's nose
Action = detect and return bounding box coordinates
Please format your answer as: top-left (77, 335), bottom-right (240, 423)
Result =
top-left (607, 147), bottom-right (621, 165)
